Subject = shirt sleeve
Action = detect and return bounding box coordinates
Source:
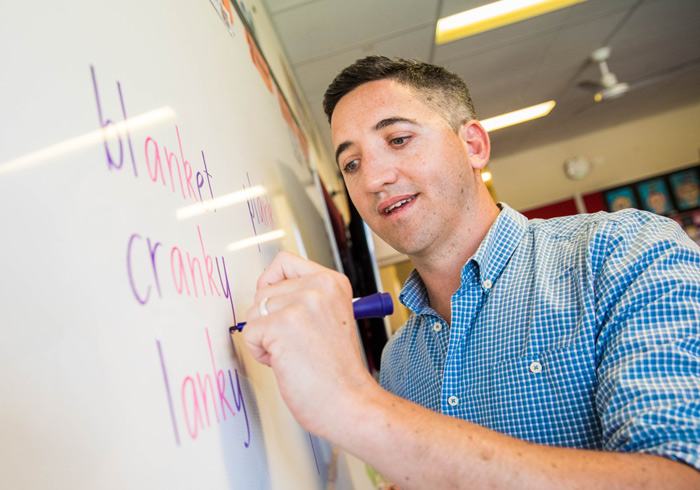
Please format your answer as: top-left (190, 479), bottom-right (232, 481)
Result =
top-left (593, 210), bottom-right (700, 471)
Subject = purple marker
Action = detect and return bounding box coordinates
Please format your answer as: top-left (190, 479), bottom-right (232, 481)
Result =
top-left (229, 292), bottom-right (393, 333)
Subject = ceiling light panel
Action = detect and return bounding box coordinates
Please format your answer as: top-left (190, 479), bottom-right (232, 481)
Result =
top-left (436, 0), bottom-right (590, 45)
top-left (480, 100), bottom-right (556, 132)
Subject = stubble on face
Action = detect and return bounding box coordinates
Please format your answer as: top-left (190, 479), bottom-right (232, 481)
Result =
top-left (331, 80), bottom-right (482, 261)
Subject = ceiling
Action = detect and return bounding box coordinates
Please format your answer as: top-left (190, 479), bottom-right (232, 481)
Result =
top-left (260, 0), bottom-right (700, 165)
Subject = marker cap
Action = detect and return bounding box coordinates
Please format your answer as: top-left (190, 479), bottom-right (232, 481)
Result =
top-left (230, 291), bottom-right (393, 333)
top-left (352, 292), bottom-right (393, 319)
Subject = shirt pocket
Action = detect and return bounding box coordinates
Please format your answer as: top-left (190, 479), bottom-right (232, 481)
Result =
top-left (482, 340), bottom-right (602, 448)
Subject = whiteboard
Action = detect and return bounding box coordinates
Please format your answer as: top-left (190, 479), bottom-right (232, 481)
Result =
top-left (0, 1), bottom-right (365, 488)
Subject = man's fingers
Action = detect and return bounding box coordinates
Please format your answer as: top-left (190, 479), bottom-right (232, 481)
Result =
top-left (240, 314), bottom-right (275, 366)
top-left (256, 252), bottom-right (331, 289)
top-left (246, 291), bottom-right (289, 323)
top-left (250, 288), bottom-right (336, 325)
top-left (242, 297), bottom-right (308, 367)
top-left (253, 272), bottom-right (349, 310)
top-left (252, 277), bottom-right (302, 312)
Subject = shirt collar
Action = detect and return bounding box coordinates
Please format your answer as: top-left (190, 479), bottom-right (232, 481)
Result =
top-left (400, 268), bottom-right (431, 315)
top-left (463, 202), bottom-right (527, 287)
top-left (399, 203), bottom-right (527, 315)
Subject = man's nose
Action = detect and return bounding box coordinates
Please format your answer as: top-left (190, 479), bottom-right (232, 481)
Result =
top-left (362, 152), bottom-right (399, 193)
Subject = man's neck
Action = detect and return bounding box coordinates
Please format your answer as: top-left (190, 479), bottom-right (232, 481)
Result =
top-left (409, 200), bottom-right (500, 324)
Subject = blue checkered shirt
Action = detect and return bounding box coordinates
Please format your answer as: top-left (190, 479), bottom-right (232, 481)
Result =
top-left (380, 204), bottom-right (700, 470)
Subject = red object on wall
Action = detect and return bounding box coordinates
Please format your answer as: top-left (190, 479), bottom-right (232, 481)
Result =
top-left (522, 199), bottom-right (578, 220)
top-left (521, 192), bottom-right (606, 220)
top-left (583, 192), bottom-right (606, 213)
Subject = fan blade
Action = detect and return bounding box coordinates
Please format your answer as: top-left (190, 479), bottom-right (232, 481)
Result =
top-left (577, 80), bottom-right (603, 91)
top-left (626, 57), bottom-right (700, 93)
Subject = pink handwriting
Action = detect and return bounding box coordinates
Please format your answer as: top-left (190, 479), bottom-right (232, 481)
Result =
top-left (157, 329), bottom-right (250, 447)
top-left (126, 226), bottom-right (235, 322)
top-left (91, 65), bottom-right (216, 206)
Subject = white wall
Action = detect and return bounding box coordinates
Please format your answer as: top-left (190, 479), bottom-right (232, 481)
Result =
top-left (491, 101), bottom-right (700, 211)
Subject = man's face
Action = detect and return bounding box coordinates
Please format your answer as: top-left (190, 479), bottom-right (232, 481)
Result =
top-left (647, 192), bottom-right (667, 214)
top-left (678, 182), bottom-right (700, 205)
top-left (331, 79), bottom-right (483, 258)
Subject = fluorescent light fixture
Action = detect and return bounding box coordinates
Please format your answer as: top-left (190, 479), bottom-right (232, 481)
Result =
top-left (227, 229), bottom-right (285, 252)
top-left (176, 185), bottom-right (267, 220)
top-left (0, 107), bottom-right (176, 175)
top-left (435, 0), bottom-right (589, 45)
top-left (480, 100), bottom-right (555, 132)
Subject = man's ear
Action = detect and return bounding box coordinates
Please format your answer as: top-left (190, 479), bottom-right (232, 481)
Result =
top-left (459, 120), bottom-right (490, 170)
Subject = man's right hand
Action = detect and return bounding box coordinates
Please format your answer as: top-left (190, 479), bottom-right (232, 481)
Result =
top-left (241, 252), bottom-right (376, 437)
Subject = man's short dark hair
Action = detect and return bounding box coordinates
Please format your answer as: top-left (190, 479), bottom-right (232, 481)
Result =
top-left (323, 56), bottom-right (477, 132)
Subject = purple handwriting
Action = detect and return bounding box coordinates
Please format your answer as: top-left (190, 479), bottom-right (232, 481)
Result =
top-left (126, 225), bottom-right (236, 323)
top-left (157, 328), bottom-right (250, 447)
top-left (91, 65), bottom-right (251, 450)
top-left (91, 65), bottom-right (216, 207)
top-left (243, 172), bottom-right (275, 252)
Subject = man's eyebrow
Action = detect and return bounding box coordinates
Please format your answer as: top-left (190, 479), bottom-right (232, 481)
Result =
top-left (335, 141), bottom-right (352, 165)
top-left (335, 117), bottom-right (418, 165)
top-left (375, 117), bottom-right (418, 131)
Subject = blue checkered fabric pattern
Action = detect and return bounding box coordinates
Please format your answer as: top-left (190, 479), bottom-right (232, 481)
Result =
top-left (380, 203), bottom-right (700, 470)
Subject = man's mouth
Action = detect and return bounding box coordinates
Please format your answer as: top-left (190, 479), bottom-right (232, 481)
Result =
top-left (382, 195), bottom-right (417, 215)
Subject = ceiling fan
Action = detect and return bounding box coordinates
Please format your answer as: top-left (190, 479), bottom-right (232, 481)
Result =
top-left (577, 46), bottom-right (700, 102)
top-left (577, 47), bottom-right (628, 102)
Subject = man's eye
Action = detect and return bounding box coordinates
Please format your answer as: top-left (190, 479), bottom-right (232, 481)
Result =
top-left (390, 136), bottom-right (409, 146)
top-left (343, 159), bottom-right (359, 173)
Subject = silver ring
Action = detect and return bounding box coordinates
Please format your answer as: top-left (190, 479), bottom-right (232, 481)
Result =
top-left (259, 297), bottom-right (269, 317)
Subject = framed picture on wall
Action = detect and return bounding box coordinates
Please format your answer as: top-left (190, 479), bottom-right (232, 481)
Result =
top-left (636, 178), bottom-right (674, 215)
top-left (604, 186), bottom-right (637, 212)
top-left (669, 167), bottom-right (700, 211)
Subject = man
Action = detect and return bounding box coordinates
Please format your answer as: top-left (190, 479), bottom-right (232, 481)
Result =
top-left (242, 56), bottom-right (700, 488)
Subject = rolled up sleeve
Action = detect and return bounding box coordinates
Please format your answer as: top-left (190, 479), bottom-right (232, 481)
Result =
top-left (594, 211), bottom-right (700, 471)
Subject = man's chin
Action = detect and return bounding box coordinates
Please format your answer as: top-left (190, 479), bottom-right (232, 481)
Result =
top-left (375, 235), bottom-right (417, 257)
top-left (364, 221), bottom-right (421, 256)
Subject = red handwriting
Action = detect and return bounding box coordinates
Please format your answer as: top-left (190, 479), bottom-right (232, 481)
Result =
top-left (91, 65), bottom-right (216, 205)
top-left (157, 329), bottom-right (250, 447)
top-left (126, 226), bottom-right (236, 322)
top-left (92, 64), bottom-right (248, 450)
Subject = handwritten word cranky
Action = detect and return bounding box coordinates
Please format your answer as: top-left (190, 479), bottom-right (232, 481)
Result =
top-left (126, 225), bottom-right (235, 322)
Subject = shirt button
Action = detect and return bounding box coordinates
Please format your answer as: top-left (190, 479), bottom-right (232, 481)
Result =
top-left (529, 361), bottom-right (543, 374)
top-left (483, 279), bottom-right (492, 290)
top-left (433, 322), bottom-right (443, 332)
top-left (448, 395), bottom-right (459, 406)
